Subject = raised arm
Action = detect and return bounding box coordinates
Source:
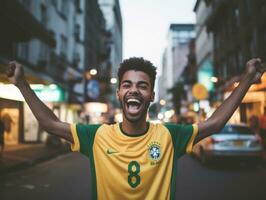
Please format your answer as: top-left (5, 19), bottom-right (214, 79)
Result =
top-left (194, 58), bottom-right (265, 144)
top-left (6, 61), bottom-right (73, 143)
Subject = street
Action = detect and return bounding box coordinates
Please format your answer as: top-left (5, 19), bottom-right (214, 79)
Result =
top-left (1, 153), bottom-right (266, 200)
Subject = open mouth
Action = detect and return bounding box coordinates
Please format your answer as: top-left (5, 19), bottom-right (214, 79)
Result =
top-left (126, 98), bottom-right (142, 115)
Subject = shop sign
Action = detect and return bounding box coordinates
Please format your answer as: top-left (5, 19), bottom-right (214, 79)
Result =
top-left (0, 84), bottom-right (64, 102)
top-left (32, 85), bottom-right (65, 102)
top-left (192, 83), bottom-right (208, 100)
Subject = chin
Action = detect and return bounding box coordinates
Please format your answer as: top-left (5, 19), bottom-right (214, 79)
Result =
top-left (123, 111), bottom-right (147, 123)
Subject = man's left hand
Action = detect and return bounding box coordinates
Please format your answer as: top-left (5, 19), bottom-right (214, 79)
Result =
top-left (246, 58), bottom-right (266, 84)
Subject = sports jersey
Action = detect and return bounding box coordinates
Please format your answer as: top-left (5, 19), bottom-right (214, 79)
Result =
top-left (70, 122), bottom-right (198, 200)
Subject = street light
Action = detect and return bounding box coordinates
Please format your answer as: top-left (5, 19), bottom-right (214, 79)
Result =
top-left (110, 78), bottom-right (117, 84)
top-left (90, 69), bottom-right (97, 76)
top-left (211, 76), bottom-right (218, 83)
top-left (159, 99), bottom-right (166, 106)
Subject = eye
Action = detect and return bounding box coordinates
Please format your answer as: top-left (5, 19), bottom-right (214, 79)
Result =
top-left (122, 83), bottom-right (131, 88)
top-left (139, 84), bottom-right (148, 90)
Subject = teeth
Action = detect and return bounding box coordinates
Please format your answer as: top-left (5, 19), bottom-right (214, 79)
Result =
top-left (127, 99), bottom-right (141, 104)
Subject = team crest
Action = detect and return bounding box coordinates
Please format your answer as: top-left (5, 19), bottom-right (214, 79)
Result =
top-left (147, 141), bottom-right (161, 165)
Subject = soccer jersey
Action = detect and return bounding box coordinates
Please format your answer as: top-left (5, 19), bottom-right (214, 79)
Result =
top-left (70, 122), bottom-right (198, 200)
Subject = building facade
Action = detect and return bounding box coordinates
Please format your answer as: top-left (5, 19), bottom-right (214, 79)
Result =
top-left (204, 0), bottom-right (266, 123)
top-left (194, 0), bottom-right (215, 94)
top-left (98, 0), bottom-right (123, 108)
top-left (0, 0), bottom-right (108, 144)
top-left (159, 24), bottom-right (195, 111)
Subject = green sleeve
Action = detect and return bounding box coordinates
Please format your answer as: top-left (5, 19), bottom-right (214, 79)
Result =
top-left (165, 123), bottom-right (198, 158)
top-left (70, 123), bottom-right (101, 157)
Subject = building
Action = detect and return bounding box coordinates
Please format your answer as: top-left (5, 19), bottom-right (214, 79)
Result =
top-left (194, 0), bottom-right (215, 94)
top-left (204, 0), bottom-right (266, 123)
top-left (192, 0), bottom-right (215, 118)
top-left (0, 0), bottom-right (108, 144)
top-left (159, 24), bottom-right (195, 113)
top-left (98, 0), bottom-right (123, 107)
top-left (98, 0), bottom-right (122, 77)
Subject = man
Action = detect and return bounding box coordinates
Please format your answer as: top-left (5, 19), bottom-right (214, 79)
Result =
top-left (6, 57), bottom-right (264, 199)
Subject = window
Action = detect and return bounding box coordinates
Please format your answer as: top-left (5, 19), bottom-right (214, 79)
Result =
top-left (74, 24), bottom-right (81, 41)
top-left (41, 5), bottom-right (48, 27)
top-left (75, 0), bottom-right (82, 13)
top-left (17, 42), bottom-right (29, 61)
top-left (61, 0), bottom-right (69, 17)
top-left (60, 35), bottom-right (68, 58)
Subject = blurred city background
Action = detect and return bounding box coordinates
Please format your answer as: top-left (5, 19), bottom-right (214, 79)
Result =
top-left (1, 0), bottom-right (266, 200)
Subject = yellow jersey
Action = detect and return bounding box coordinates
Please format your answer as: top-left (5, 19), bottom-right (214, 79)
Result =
top-left (70, 122), bottom-right (198, 200)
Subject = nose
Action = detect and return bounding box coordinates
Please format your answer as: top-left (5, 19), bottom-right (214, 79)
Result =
top-left (128, 84), bottom-right (139, 94)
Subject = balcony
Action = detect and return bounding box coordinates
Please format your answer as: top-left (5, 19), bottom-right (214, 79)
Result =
top-left (0, 0), bottom-right (56, 47)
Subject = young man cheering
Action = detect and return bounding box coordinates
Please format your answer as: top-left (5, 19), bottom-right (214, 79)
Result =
top-left (6, 57), bottom-right (264, 200)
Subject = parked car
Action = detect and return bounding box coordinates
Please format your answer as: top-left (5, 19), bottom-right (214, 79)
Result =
top-left (193, 124), bottom-right (264, 164)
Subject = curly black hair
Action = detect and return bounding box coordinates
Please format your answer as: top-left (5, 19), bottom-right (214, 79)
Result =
top-left (118, 57), bottom-right (157, 90)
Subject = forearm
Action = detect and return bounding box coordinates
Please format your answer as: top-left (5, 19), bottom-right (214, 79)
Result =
top-left (17, 79), bottom-right (60, 132)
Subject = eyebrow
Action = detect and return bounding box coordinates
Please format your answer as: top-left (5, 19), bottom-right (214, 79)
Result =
top-left (121, 80), bottom-right (150, 86)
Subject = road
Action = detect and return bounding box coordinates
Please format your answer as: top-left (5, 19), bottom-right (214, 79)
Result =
top-left (1, 153), bottom-right (266, 200)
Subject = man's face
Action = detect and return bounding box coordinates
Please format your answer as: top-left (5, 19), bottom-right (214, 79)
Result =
top-left (116, 70), bottom-right (155, 123)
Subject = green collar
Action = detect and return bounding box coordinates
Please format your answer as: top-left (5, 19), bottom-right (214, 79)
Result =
top-left (119, 122), bottom-right (150, 137)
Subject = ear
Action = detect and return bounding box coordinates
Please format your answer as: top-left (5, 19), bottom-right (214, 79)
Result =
top-left (116, 89), bottom-right (120, 100)
top-left (151, 91), bottom-right (155, 102)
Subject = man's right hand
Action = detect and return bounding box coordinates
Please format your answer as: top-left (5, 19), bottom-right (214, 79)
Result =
top-left (6, 61), bottom-right (26, 87)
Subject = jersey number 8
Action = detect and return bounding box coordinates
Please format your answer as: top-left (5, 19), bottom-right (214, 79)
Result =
top-left (128, 161), bottom-right (141, 188)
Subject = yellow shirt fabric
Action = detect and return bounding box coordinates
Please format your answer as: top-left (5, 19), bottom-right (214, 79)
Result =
top-left (70, 122), bottom-right (198, 200)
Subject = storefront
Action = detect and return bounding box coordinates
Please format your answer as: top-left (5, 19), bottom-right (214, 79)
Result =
top-left (0, 97), bottom-right (22, 145)
top-left (0, 83), bottom-right (79, 144)
top-left (224, 73), bottom-right (266, 125)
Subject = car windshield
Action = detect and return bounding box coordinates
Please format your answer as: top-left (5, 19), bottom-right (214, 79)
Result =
top-left (218, 125), bottom-right (254, 135)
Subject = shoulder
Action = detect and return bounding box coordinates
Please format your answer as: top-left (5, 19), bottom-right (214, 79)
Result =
top-left (74, 123), bottom-right (106, 134)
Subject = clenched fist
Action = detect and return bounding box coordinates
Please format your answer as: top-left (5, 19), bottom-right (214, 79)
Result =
top-left (6, 61), bottom-right (25, 87)
top-left (245, 58), bottom-right (266, 84)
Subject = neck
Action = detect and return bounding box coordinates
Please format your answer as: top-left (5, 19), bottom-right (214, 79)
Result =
top-left (121, 118), bottom-right (148, 135)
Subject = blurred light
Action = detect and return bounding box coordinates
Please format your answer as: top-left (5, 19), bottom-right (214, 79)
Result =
top-left (199, 100), bottom-right (210, 113)
top-left (115, 113), bottom-right (123, 122)
top-left (149, 119), bottom-right (162, 124)
top-left (234, 82), bottom-right (239, 87)
top-left (159, 99), bottom-right (166, 106)
top-left (211, 76), bottom-right (218, 83)
top-left (30, 84), bottom-right (44, 90)
top-left (84, 102), bottom-right (108, 113)
top-left (90, 69), bottom-right (97, 75)
top-left (0, 84), bottom-right (24, 101)
top-left (157, 113), bottom-right (164, 120)
top-left (0, 84), bottom-right (64, 102)
top-left (49, 84), bottom-right (57, 90)
top-left (165, 109), bottom-right (175, 119)
top-left (193, 102), bottom-right (199, 112)
top-left (110, 78), bottom-right (117, 84)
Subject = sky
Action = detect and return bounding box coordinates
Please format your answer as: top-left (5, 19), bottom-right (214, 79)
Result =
top-left (120, 0), bottom-right (196, 74)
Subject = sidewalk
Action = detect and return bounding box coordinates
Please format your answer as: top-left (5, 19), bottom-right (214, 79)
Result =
top-left (0, 143), bottom-right (70, 175)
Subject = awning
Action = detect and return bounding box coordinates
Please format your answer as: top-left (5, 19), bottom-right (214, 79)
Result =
top-left (0, 0), bottom-right (56, 47)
